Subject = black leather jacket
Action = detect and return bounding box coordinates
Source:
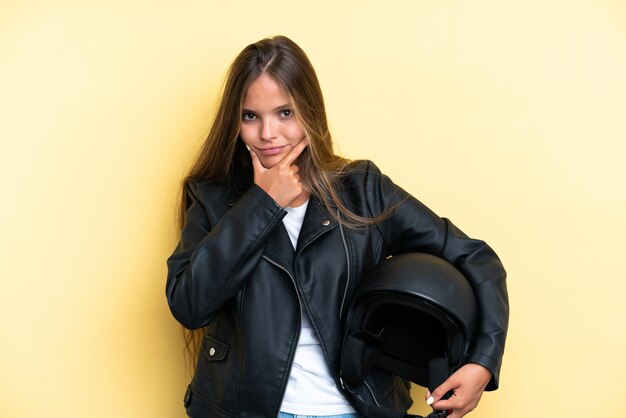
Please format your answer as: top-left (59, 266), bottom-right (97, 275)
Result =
top-left (166, 160), bottom-right (509, 418)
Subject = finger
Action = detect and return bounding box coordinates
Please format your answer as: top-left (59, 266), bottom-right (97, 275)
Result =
top-left (431, 395), bottom-right (460, 412)
top-left (250, 150), bottom-right (266, 173)
top-left (279, 137), bottom-right (308, 167)
top-left (430, 377), bottom-right (456, 405)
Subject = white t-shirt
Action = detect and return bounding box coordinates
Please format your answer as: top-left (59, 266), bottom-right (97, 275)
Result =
top-left (279, 200), bottom-right (356, 415)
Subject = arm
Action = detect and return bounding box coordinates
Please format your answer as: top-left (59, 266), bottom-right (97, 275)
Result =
top-left (363, 161), bottom-right (509, 390)
top-left (166, 140), bottom-right (309, 329)
top-left (165, 181), bottom-right (286, 330)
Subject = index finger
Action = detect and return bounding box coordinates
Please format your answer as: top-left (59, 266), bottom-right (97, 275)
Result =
top-left (278, 138), bottom-right (308, 167)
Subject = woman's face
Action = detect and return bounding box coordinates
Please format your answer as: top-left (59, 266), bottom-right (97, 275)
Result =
top-left (239, 73), bottom-right (306, 169)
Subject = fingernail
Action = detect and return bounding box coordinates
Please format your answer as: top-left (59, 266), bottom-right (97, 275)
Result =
top-left (426, 396), bottom-right (434, 406)
top-left (245, 144), bottom-right (251, 151)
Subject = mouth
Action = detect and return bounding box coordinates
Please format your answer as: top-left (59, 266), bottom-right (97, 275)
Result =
top-left (257, 145), bottom-right (287, 156)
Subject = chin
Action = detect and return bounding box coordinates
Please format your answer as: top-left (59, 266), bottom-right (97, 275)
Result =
top-left (260, 152), bottom-right (289, 168)
top-left (259, 158), bottom-right (280, 169)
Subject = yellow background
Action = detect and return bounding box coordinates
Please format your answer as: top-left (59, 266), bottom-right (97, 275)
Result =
top-left (1, 1), bottom-right (625, 417)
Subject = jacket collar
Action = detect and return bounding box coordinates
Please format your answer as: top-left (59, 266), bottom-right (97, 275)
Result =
top-left (263, 223), bottom-right (295, 272)
top-left (296, 195), bottom-right (337, 254)
top-left (262, 195), bottom-right (338, 272)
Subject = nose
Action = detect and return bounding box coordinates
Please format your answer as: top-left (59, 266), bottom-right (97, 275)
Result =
top-left (260, 117), bottom-right (277, 141)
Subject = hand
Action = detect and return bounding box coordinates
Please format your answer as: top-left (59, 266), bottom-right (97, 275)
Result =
top-left (425, 363), bottom-right (492, 418)
top-left (250, 138), bottom-right (308, 208)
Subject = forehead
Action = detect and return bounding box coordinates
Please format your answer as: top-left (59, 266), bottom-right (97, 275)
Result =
top-left (242, 73), bottom-right (290, 109)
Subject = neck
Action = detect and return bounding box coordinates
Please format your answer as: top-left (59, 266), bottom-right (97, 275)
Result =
top-left (289, 191), bottom-right (310, 208)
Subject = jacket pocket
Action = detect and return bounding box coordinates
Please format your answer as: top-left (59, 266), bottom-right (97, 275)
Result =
top-left (190, 333), bottom-right (238, 415)
top-left (201, 334), bottom-right (229, 362)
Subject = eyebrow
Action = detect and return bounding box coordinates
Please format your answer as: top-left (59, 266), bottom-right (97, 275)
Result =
top-left (242, 104), bottom-right (291, 113)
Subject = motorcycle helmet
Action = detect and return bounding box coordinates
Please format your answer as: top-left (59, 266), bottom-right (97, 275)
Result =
top-left (340, 253), bottom-right (478, 415)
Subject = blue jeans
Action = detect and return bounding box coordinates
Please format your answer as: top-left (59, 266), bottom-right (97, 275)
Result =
top-left (278, 413), bottom-right (358, 418)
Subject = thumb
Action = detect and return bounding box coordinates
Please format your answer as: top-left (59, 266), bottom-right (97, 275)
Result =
top-left (250, 150), bottom-right (266, 175)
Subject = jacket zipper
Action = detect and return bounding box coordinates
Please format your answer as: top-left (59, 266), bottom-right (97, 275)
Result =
top-left (338, 211), bottom-right (351, 320)
top-left (262, 255), bottom-right (302, 312)
top-left (275, 220), bottom-right (360, 414)
top-left (261, 254), bottom-right (303, 415)
top-left (262, 255), bottom-right (303, 325)
top-left (330, 214), bottom-right (363, 413)
top-left (363, 379), bottom-right (382, 406)
top-left (239, 284), bottom-right (246, 321)
top-left (335, 215), bottom-right (381, 409)
top-left (339, 376), bottom-right (382, 410)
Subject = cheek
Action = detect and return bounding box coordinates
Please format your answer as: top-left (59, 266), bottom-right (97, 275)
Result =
top-left (284, 124), bottom-right (306, 143)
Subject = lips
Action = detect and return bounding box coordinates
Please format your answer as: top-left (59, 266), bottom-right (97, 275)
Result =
top-left (258, 145), bottom-right (287, 156)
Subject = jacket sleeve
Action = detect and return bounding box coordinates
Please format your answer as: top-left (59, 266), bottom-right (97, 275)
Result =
top-left (364, 161), bottom-right (509, 391)
top-left (165, 181), bottom-right (286, 330)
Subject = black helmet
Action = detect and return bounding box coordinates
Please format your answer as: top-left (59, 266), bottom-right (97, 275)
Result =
top-left (341, 253), bottom-right (477, 417)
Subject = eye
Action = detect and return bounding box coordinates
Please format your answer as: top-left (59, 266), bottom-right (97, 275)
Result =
top-left (279, 109), bottom-right (293, 118)
top-left (242, 112), bottom-right (256, 121)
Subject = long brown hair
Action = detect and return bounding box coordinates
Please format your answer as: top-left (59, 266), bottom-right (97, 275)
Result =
top-left (176, 35), bottom-right (398, 376)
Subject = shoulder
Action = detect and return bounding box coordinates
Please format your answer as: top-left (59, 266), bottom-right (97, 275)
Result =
top-left (336, 159), bottom-right (404, 212)
top-left (340, 159), bottom-right (388, 190)
top-left (341, 159), bottom-right (382, 179)
top-left (185, 179), bottom-right (232, 208)
top-left (339, 159), bottom-right (410, 212)
top-left (189, 179), bottom-right (229, 194)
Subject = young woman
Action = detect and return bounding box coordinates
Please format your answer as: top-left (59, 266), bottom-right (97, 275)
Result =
top-left (165, 35), bottom-right (508, 418)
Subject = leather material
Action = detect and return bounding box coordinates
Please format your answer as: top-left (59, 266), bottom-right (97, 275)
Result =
top-left (165, 160), bottom-right (509, 417)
